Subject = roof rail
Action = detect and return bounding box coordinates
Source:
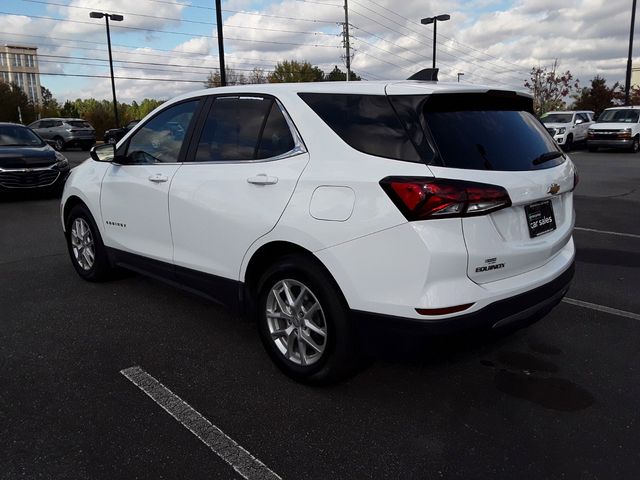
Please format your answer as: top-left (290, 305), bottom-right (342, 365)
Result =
top-left (407, 68), bottom-right (439, 81)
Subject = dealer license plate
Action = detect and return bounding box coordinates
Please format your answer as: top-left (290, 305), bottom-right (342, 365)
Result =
top-left (525, 200), bottom-right (556, 238)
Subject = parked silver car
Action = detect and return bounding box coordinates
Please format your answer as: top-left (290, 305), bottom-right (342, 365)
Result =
top-left (28, 118), bottom-right (96, 151)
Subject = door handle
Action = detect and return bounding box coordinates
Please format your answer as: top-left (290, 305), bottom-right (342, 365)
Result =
top-left (148, 173), bottom-right (169, 183)
top-left (247, 173), bottom-right (278, 185)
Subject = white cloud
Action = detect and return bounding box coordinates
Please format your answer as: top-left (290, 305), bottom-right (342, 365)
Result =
top-left (1, 0), bottom-right (637, 102)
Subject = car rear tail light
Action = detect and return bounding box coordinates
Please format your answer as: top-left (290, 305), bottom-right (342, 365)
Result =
top-left (380, 177), bottom-right (511, 220)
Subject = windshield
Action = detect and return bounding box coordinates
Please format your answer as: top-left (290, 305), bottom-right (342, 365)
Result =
top-left (597, 109), bottom-right (639, 123)
top-left (541, 113), bottom-right (573, 124)
top-left (425, 110), bottom-right (563, 171)
top-left (0, 125), bottom-right (45, 147)
top-left (66, 120), bottom-right (92, 128)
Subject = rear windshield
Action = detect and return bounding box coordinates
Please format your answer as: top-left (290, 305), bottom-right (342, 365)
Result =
top-left (66, 120), bottom-right (92, 128)
top-left (597, 109), bottom-right (639, 123)
top-left (425, 109), bottom-right (563, 171)
top-left (541, 113), bottom-right (573, 124)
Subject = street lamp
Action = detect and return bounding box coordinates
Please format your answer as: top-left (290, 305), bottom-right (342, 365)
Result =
top-left (421, 14), bottom-right (450, 69)
top-left (89, 11), bottom-right (123, 128)
top-left (457, 72), bottom-right (464, 82)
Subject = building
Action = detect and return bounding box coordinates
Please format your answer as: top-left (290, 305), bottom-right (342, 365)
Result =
top-left (0, 44), bottom-right (43, 105)
top-left (632, 66), bottom-right (640, 89)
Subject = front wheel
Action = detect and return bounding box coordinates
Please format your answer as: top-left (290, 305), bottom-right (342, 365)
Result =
top-left (65, 204), bottom-right (114, 281)
top-left (563, 134), bottom-right (573, 152)
top-left (256, 255), bottom-right (361, 384)
top-left (630, 135), bottom-right (640, 153)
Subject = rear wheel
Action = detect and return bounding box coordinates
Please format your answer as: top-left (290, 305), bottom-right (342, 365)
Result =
top-left (65, 204), bottom-right (113, 281)
top-left (53, 136), bottom-right (65, 151)
top-left (107, 136), bottom-right (117, 145)
top-left (256, 254), bottom-right (361, 385)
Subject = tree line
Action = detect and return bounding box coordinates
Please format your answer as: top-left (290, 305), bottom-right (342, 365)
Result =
top-left (0, 58), bottom-right (637, 137)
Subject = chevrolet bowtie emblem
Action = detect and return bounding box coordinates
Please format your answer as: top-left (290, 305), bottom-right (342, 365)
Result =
top-left (548, 183), bottom-right (560, 195)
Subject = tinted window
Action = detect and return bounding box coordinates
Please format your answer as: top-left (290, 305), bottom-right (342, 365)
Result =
top-left (66, 120), bottom-right (92, 128)
top-left (126, 100), bottom-right (198, 164)
top-left (39, 121), bottom-right (52, 128)
top-left (52, 121), bottom-right (63, 127)
top-left (298, 93), bottom-right (421, 162)
top-left (194, 97), bottom-right (271, 162)
top-left (577, 113), bottom-right (590, 123)
top-left (30, 121), bottom-right (41, 129)
top-left (425, 110), bottom-right (563, 171)
top-left (257, 102), bottom-right (295, 159)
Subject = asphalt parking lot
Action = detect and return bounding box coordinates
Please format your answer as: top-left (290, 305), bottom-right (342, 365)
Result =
top-left (1, 147), bottom-right (639, 479)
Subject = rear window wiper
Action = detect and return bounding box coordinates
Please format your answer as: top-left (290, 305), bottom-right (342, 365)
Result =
top-left (532, 151), bottom-right (564, 165)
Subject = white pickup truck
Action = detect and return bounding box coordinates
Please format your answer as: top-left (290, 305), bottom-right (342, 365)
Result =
top-left (540, 110), bottom-right (595, 151)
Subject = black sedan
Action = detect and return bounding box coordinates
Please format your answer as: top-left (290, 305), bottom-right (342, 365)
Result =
top-left (104, 119), bottom-right (139, 144)
top-left (0, 123), bottom-right (71, 194)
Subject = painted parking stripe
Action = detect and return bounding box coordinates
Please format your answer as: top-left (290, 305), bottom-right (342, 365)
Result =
top-left (574, 227), bottom-right (640, 240)
top-left (120, 366), bottom-right (282, 480)
top-left (562, 298), bottom-right (640, 321)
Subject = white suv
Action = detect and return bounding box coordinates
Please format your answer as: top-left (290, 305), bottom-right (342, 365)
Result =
top-left (587, 106), bottom-right (640, 152)
top-left (61, 80), bottom-right (577, 383)
top-left (540, 110), bottom-right (594, 151)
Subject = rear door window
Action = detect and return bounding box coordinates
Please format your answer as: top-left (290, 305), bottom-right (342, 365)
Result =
top-left (67, 121), bottom-right (92, 128)
top-left (194, 96), bottom-right (294, 162)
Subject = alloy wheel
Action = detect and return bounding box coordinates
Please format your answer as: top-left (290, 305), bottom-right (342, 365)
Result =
top-left (54, 138), bottom-right (64, 151)
top-left (70, 218), bottom-right (95, 271)
top-left (265, 279), bottom-right (328, 366)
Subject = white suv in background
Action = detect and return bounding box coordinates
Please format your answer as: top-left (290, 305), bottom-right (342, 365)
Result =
top-left (540, 110), bottom-right (594, 151)
top-left (587, 106), bottom-right (640, 152)
top-left (61, 80), bottom-right (577, 384)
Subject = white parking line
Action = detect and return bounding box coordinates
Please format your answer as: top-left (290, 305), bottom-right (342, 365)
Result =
top-left (120, 366), bottom-right (282, 480)
top-left (574, 227), bottom-right (640, 239)
top-left (562, 298), bottom-right (640, 321)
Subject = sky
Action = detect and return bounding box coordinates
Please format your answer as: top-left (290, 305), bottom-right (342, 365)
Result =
top-left (0, 0), bottom-right (637, 103)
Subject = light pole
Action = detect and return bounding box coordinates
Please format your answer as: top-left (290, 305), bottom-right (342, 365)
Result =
top-left (624, 0), bottom-right (637, 105)
top-left (457, 72), bottom-right (464, 82)
top-left (90, 11), bottom-right (123, 128)
top-left (214, 0), bottom-right (226, 86)
top-left (421, 14), bottom-right (450, 69)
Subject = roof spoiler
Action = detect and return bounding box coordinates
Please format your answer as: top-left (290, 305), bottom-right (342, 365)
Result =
top-left (407, 68), bottom-right (439, 81)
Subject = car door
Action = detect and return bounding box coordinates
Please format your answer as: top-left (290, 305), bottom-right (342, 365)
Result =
top-left (33, 120), bottom-right (51, 139)
top-left (100, 98), bottom-right (202, 266)
top-left (169, 95), bottom-right (309, 291)
top-left (576, 113), bottom-right (590, 141)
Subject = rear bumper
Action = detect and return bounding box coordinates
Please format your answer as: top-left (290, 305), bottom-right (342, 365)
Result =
top-left (352, 261), bottom-right (574, 335)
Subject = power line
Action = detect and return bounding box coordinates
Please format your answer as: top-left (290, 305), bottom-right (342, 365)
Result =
top-left (0, 31), bottom-right (278, 68)
top-left (38, 71), bottom-right (210, 83)
top-left (0, 11), bottom-right (341, 49)
top-left (21, 0), bottom-right (340, 38)
top-left (349, 0), bottom-right (530, 75)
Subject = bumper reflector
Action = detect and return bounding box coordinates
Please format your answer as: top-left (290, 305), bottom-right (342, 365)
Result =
top-left (416, 303), bottom-right (474, 316)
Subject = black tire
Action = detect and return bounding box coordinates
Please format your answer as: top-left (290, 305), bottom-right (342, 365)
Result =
top-left (587, 145), bottom-right (598, 153)
top-left (563, 134), bottom-right (573, 152)
top-left (65, 204), bottom-right (114, 282)
top-left (256, 254), bottom-right (361, 385)
top-left (53, 136), bottom-right (65, 151)
top-left (630, 135), bottom-right (640, 153)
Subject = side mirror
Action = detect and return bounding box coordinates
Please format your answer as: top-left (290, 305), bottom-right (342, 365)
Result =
top-left (90, 143), bottom-right (115, 162)
top-left (575, 118), bottom-right (584, 125)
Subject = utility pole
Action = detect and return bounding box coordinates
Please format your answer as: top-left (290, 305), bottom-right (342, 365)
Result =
top-left (625, 0), bottom-right (637, 105)
top-left (343, 0), bottom-right (351, 81)
top-left (215, 0), bottom-right (226, 86)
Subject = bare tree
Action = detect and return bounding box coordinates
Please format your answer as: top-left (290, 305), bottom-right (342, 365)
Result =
top-left (204, 68), bottom-right (246, 87)
top-left (524, 60), bottom-right (579, 116)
